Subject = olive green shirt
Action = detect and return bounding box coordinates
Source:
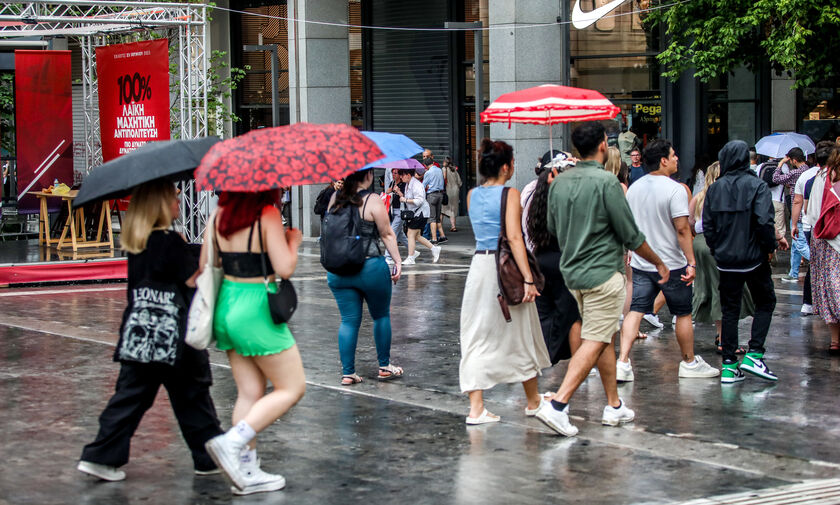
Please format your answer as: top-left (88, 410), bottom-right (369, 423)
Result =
top-left (546, 160), bottom-right (645, 290)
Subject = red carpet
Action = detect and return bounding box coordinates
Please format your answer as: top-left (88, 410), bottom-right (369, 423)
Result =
top-left (0, 258), bottom-right (127, 286)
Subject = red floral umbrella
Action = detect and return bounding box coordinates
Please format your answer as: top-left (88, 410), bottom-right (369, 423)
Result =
top-left (195, 123), bottom-right (385, 191)
top-left (481, 84), bottom-right (620, 153)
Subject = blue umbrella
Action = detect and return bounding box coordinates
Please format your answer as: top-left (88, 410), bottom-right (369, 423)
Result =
top-left (360, 131), bottom-right (423, 170)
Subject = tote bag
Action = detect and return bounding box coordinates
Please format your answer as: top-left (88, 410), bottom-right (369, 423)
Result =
top-left (185, 215), bottom-right (223, 350)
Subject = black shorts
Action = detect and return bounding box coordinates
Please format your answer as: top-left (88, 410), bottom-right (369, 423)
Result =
top-left (406, 216), bottom-right (428, 230)
top-left (629, 266), bottom-right (692, 316)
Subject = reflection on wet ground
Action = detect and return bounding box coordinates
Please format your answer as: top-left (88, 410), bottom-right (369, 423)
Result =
top-left (0, 237), bottom-right (838, 504)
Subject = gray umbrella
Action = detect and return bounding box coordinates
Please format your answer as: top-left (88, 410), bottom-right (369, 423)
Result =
top-left (73, 136), bottom-right (220, 208)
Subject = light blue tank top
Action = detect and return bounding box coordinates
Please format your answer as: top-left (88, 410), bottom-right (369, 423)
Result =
top-left (469, 185), bottom-right (504, 250)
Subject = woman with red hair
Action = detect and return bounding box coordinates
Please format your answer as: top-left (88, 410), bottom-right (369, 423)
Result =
top-left (201, 189), bottom-right (305, 496)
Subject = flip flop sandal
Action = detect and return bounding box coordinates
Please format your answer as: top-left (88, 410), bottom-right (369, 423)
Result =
top-left (466, 408), bottom-right (500, 425)
top-left (341, 373), bottom-right (363, 385)
top-left (450, 228), bottom-right (458, 232)
top-left (378, 364), bottom-right (404, 380)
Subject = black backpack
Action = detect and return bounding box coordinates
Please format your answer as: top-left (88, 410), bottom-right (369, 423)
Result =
top-left (320, 195), bottom-right (370, 275)
top-left (759, 161), bottom-right (780, 188)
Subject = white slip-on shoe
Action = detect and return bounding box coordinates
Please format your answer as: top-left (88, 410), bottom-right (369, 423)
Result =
top-left (678, 355), bottom-right (720, 378)
top-left (524, 396), bottom-right (552, 417)
top-left (77, 461), bottom-right (126, 482)
top-left (801, 303), bottom-right (814, 315)
top-left (602, 398), bottom-right (635, 426)
top-left (401, 256), bottom-right (416, 265)
top-left (616, 359), bottom-right (634, 382)
top-left (534, 402), bottom-right (577, 436)
top-left (466, 408), bottom-right (500, 425)
top-left (205, 435), bottom-right (247, 490)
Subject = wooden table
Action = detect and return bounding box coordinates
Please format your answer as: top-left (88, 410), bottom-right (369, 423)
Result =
top-left (29, 190), bottom-right (114, 251)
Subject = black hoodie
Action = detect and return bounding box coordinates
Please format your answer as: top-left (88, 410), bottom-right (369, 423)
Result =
top-left (702, 140), bottom-right (777, 270)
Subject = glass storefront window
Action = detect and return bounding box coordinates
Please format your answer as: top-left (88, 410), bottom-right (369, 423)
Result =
top-left (800, 83), bottom-right (840, 143)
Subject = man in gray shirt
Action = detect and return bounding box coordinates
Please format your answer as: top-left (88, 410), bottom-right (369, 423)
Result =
top-left (619, 139), bottom-right (719, 382)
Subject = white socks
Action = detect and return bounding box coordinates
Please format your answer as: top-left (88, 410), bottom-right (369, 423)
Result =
top-left (225, 420), bottom-right (256, 447)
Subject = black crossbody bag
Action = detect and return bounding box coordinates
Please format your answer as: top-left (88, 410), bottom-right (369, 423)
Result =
top-left (258, 218), bottom-right (298, 324)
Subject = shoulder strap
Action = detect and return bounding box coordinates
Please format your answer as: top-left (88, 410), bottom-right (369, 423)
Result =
top-left (500, 186), bottom-right (510, 236)
top-left (257, 217), bottom-right (271, 285)
top-left (361, 193), bottom-right (372, 216)
top-left (246, 218), bottom-right (257, 253)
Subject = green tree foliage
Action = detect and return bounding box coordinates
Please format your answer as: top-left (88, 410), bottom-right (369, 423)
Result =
top-left (0, 72), bottom-right (13, 155)
top-left (644, 0), bottom-right (840, 87)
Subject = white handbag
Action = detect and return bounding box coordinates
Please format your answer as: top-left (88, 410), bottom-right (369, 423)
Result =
top-left (185, 215), bottom-right (223, 350)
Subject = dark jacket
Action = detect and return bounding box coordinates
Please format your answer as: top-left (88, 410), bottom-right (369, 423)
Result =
top-left (314, 185), bottom-right (336, 217)
top-left (703, 140), bottom-right (777, 270)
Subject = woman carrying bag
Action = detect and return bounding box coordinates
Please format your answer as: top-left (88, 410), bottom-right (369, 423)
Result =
top-left (201, 189), bottom-right (305, 496)
top-left (324, 168), bottom-right (404, 385)
top-left (458, 139), bottom-right (551, 425)
top-left (78, 180), bottom-right (223, 482)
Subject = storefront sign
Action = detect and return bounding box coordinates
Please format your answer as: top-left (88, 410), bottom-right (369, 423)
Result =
top-left (572, 0), bottom-right (630, 30)
top-left (96, 39), bottom-right (170, 162)
top-left (14, 50), bottom-right (73, 212)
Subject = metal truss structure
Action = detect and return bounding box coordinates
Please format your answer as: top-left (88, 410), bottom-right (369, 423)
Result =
top-left (0, 1), bottom-right (211, 241)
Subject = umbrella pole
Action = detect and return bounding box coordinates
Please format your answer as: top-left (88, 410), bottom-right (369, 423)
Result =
top-left (548, 124), bottom-right (554, 154)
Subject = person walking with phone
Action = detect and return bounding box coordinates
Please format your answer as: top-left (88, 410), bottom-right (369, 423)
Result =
top-left (325, 168), bottom-right (404, 385)
top-left (458, 138), bottom-right (550, 425)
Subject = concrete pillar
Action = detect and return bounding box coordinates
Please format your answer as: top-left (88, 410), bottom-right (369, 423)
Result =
top-left (488, 0), bottom-right (563, 190)
top-left (288, 0), bottom-right (350, 236)
top-left (771, 73), bottom-right (796, 133)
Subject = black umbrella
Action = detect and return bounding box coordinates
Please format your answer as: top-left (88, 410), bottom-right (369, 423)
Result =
top-left (73, 136), bottom-right (220, 208)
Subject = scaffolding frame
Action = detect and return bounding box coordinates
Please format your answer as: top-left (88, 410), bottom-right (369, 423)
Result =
top-left (0, 1), bottom-right (211, 241)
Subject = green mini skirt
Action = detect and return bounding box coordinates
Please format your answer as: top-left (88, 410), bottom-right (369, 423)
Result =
top-left (214, 279), bottom-right (296, 356)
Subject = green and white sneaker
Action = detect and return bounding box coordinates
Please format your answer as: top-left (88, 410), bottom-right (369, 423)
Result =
top-left (740, 352), bottom-right (778, 381)
top-left (720, 362), bottom-right (745, 384)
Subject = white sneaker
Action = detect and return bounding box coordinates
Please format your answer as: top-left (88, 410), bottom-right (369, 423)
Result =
top-left (643, 313), bottom-right (664, 329)
top-left (77, 460), bottom-right (126, 481)
top-left (672, 315), bottom-right (677, 327)
top-left (205, 435), bottom-right (247, 490)
top-left (535, 402), bottom-right (578, 436)
top-left (616, 359), bottom-right (634, 382)
top-left (431, 245), bottom-right (442, 263)
top-left (410, 251), bottom-right (421, 260)
top-left (678, 355), bottom-right (720, 378)
top-left (781, 275), bottom-right (799, 283)
top-left (231, 459), bottom-right (286, 495)
top-left (801, 303), bottom-right (814, 315)
top-left (601, 398), bottom-right (635, 426)
top-left (385, 256), bottom-right (395, 265)
top-left (401, 256), bottom-right (416, 265)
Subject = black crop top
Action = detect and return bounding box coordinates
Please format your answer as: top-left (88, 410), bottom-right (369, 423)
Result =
top-left (217, 218), bottom-right (272, 278)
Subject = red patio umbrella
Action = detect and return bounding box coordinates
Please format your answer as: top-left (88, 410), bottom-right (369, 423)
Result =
top-left (195, 123), bottom-right (385, 192)
top-left (480, 84), bottom-right (620, 152)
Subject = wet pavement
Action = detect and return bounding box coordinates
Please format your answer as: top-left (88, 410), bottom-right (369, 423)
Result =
top-left (1, 229), bottom-right (839, 504)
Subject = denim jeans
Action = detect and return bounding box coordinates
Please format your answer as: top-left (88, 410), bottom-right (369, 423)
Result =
top-left (789, 219), bottom-right (811, 277)
top-left (327, 256), bottom-right (393, 375)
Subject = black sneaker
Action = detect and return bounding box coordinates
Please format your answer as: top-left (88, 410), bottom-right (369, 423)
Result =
top-left (431, 240), bottom-right (439, 245)
top-left (437, 236), bottom-right (449, 244)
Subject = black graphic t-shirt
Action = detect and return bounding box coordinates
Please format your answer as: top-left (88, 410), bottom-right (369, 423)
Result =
top-left (127, 230), bottom-right (198, 304)
top-left (115, 230), bottom-right (199, 364)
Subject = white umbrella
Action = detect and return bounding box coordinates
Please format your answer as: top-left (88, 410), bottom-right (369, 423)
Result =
top-left (755, 132), bottom-right (816, 158)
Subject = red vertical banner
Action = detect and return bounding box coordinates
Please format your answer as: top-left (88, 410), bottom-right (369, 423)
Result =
top-left (14, 50), bottom-right (73, 212)
top-left (96, 39), bottom-right (171, 162)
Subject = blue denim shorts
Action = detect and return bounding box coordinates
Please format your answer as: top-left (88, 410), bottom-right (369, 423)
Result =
top-left (630, 267), bottom-right (692, 316)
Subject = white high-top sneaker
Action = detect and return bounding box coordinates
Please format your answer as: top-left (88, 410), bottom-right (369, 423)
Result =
top-left (232, 455), bottom-right (286, 496)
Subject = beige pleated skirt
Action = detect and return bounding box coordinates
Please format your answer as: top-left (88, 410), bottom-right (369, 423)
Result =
top-left (459, 254), bottom-right (551, 393)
